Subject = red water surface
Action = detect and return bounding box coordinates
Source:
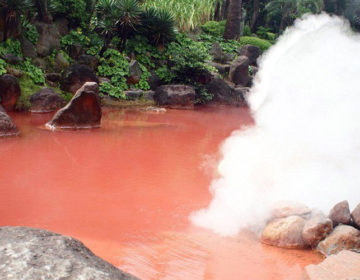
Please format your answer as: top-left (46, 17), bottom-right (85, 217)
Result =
top-left (0, 107), bottom-right (322, 280)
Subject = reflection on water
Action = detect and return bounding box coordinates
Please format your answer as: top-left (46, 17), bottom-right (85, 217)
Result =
top-left (0, 107), bottom-right (321, 280)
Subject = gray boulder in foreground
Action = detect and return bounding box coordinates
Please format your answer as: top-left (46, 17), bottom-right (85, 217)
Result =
top-left (303, 250), bottom-right (360, 280)
top-left (0, 226), bottom-right (139, 280)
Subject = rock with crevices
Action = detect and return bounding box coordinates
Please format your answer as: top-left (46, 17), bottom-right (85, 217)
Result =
top-left (0, 110), bottom-right (19, 137)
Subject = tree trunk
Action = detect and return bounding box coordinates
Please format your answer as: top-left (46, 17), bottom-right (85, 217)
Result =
top-left (36, 0), bottom-right (52, 23)
top-left (223, 0), bottom-right (243, 40)
top-left (250, 0), bottom-right (260, 32)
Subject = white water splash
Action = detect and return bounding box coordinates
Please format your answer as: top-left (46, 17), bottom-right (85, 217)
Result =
top-left (191, 14), bottom-right (360, 236)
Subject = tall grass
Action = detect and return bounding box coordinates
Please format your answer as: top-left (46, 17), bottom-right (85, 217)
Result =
top-left (142, 0), bottom-right (222, 31)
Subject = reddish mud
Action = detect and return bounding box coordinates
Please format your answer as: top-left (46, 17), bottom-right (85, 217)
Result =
top-left (0, 107), bottom-right (322, 279)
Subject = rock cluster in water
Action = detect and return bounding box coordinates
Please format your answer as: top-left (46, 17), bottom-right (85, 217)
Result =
top-left (0, 226), bottom-right (139, 280)
top-left (261, 200), bottom-right (360, 255)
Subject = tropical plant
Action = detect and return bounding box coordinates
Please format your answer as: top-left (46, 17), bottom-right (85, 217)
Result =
top-left (201, 20), bottom-right (226, 36)
top-left (224, 0), bottom-right (243, 40)
top-left (265, 0), bottom-right (323, 32)
top-left (0, 0), bottom-right (34, 41)
top-left (240, 36), bottom-right (272, 50)
top-left (140, 8), bottom-right (176, 46)
top-left (21, 16), bottom-right (39, 45)
top-left (0, 58), bottom-right (8, 75)
top-left (143, 0), bottom-right (223, 31)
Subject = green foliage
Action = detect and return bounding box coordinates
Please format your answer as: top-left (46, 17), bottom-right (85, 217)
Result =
top-left (20, 58), bottom-right (45, 85)
top-left (50, 0), bottom-right (89, 28)
top-left (17, 75), bottom-right (42, 111)
top-left (143, 0), bottom-right (222, 31)
top-left (0, 58), bottom-right (8, 75)
top-left (240, 36), bottom-right (272, 51)
top-left (155, 65), bottom-right (175, 83)
top-left (196, 87), bottom-right (213, 104)
top-left (243, 25), bottom-right (252, 36)
top-left (99, 82), bottom-right (127, 99)
top-left (201, 20), bottom-right (226, 37)
top-left (0, 39), bottom-right (22, 57)
top-left (21, 17), bottom-right (39, 45)
top-left (61, 28), bottom-right (103, 55)
top-left (140, 8), bottom-right (176, 46)
top-left (198, 32), bottom-right (241, 54)
top-left (135, 63), bottom-right (150, 90)
top-left (98, 48), bottom-right (129, 91)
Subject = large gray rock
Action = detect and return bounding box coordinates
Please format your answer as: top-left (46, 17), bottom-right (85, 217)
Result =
top-left (78, 55), bottom-right (99, 72)
top-left (238, 45), bottom-right (261, 66)
top-left (209, 42), bottom-right (234, 64)
top-left (128, 60), bottom-right (142, 85)
top-left (30, 88), bottom-right (66, 113)
top-left (302, 214), bottom-right (333, 247)
top-left (47, 82), bottom-right (101, 129)
top-left (205, 77), bottom-right (245, 106)
top-left (317, 225), bottom-right (360, 256)
top-left (229, 56), bottom-right (251, 86)
top-left (60, 64), bottom-right (99, 94)
top-left (54, 18), bottom-right (69, 36)
top-left (2, 54), bottom-right (22, 65)
top-left (0, 74), bottom-right (21, 111)
top-left (20, 38), bottom-right (37, 59)
top-left (352, 203), bottom-right (360, 228)
top-left (261, 215), bottom-right (307, 249)
top-left (0, 226), bottom-right (139, 280)
top-left (154, 85), bottom-right (195, 109)
top-left (329, 200), bottom-right (351, 225)
top-left (0, 111), bottom-right (19, 137)
top-left (304, 250), bottom-right (360, 280)
top-left (35, 22), bottom-right (61, 57)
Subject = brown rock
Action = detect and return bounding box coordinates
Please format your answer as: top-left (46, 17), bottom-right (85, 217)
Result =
top-left (229, 56), bottom-right (250, 86)
top-left (238, 45), bottom-right (261, 66)
top-left (329, 200), bottom-right (351, 225)
top-left (261, 215), bottom-right (307, 249)
top-left (271, 201), bottom-right (312, 219)
top-left (60, 64), bottom-right (99, 94)
top-left (317, 225), bottom-right (360, 256)
top-left (30, 88), bottom-right (66, 113)
top-left (302, 214), bottom-right (333, 247)
top-left (352, 203), bottom-right (360, 228)
top-left (154, 85), bottom-right (195, 109)
top-left (46, 82), bottom-right (101, 129)
top-left (0, 111), bottom-right (19, 137)
top-left (35, 22), bottom-right (61, 57)
top-left (304, 250), bottom-right (360, 280)
top-left (0, 74), bottom-right (21, 111)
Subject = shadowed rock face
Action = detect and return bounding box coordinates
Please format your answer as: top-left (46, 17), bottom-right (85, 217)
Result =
top-left (60, 64), bottom-right (99, 94)
top-left (0, 226), bottom-right (139, 280)
top-left (30, 88), bottom-right (66, 113)
top-left (329, 200), bottom-right (351, 226)
top-left (46, 82), bottom-right (101, 129)
top-left (0, 110), bottom-right (19, 137)
top-left (154, 85), bottom-right (195, 109)
top-left (0, 74), bottom-right (21, 112)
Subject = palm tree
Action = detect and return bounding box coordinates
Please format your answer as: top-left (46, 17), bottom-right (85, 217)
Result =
top-left (265, 0), bottom-right (323, 32)
top-left (223, 0), bottom-right (243, 40)
top-left (0, 0), bottom-right (34, 41)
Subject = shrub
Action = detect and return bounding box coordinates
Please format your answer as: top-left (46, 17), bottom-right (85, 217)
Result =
top-left (240, 36), bottom-right (272, 51)
top-left (99, 82), bottom-right (126, 99)
top-left (20, 58), bottom-right (45, 85)
top-left (243, 25), bottom-right (252, 36)
top-left (201, 20), bottom-right (226, 37)
top-left (0, 58), bottom-right (8, 75)
top-left (0, 39), bottom-right (22, 57)
top-left (21, 17), bottom-right (39, 45)
top-left (50, 0), bottom-right (89, 28)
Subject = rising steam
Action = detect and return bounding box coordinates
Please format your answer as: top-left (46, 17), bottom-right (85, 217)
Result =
top-left (191, 14), bottom-right (360, 236)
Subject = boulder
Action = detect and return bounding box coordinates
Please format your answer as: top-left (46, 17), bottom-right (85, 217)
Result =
top-left (127, 60), bottom-right (142, 85)
top-left (148, 71), bottom-right (162, 91)
top-left (304, 250), bottom-right (360, 280)
top-left (351, 203), bottom-right (360, 228)
top-left (35, 22), bottom-right (61, 57)
top-left (0, 74), bottom-right (21, 111)
top-left (54, 18), bottom-right (69, 36)
top-left (144, 90), bottom-right (155, 101)
top-left (60, 64), bottom-right (99, 94)
top-left (209, 42), bottom-right (234, 64)
top-left (78, 55), bottom-right (99, 71)
top-left (229, 56), bottom-right (251, 86)
top-left (317, 225), bottom-right (360, 256)
top-left (0, 226), bottom-right (139, 280)
top-left (329, 200), bottom-right (351, 225)
top-left (32, 57), bottom-right (47, 70)
top-left (20, 38), bottom-right (37, 59)
top-left (261, 215), bottom-right (307, 249)
top-left (271, 201), bottom-right (312, 219)
top-left (30, 88), bottom-right (66, 113)
top-left (124, 89), bottom-right (144, 100)
top-left (55, 52), bottom-right (70, 70)
top-left (302, 214), bottom-right (333, 247)
top-left (205, 77), bottom-right (245, 106)
top-left (238, 45), bottom-right (261, 66)
top-left (2, 54), bottom-right (22, 65)
top-left (0, 111), bottom-right (19, 137)
top-left (46, 73), bottom-right (61, 83)
top-left (46, 82), bottom-right (101, 129)
top-left (6, 67), bottom-right (24, 78)
top-left (69, 44), bottom-right (83, 59)
top-left (209, 62), bottom-right (231, 76)
top-left (154, 85), bottom-right (195, 109)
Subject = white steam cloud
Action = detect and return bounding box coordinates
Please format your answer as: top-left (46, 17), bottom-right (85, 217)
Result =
top-left (191, 14), bottom-right (360, 236)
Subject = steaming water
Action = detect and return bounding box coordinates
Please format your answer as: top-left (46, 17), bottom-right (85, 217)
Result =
top-left (191, 14), bottom-right (360, 236)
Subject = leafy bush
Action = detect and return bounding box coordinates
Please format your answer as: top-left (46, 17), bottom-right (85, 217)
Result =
top-left (0, 58), bottom-right (8, 75)
top-left (201, 20), bottom-right (226, 37)
top-left (61, 28), bottom-right (103, 55)
top-left (99, 82), bottom-right (126, 99)
top-left (21, 17), bottom-right (39, 45)
top-left (240, 36), bottom-right (272, 51)
top-left (17, 76), bottom-right (42, 111)
top-left (20, 59), bottom-right (46, 85)
top-left (243, 25), bottom-right (252, 36)
top-left (98, 48), bottom-right (129, 92)
top-left (155, 65), bottom-right (175, 83)
top-left (0, 39), bottom-right (22, 57)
